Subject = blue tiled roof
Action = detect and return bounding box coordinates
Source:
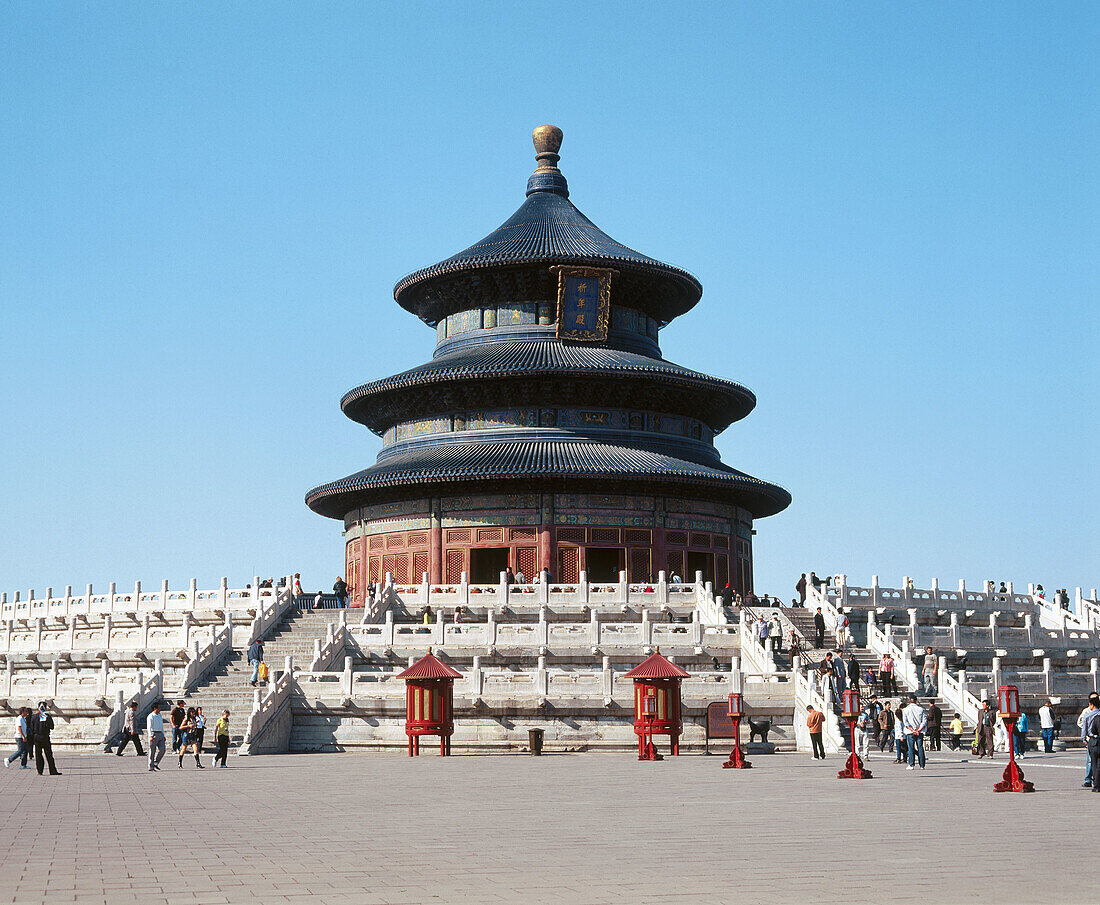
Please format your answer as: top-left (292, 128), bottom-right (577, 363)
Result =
top-left (305, 440), bottom-right (791, 520)
top-left (341, 340), bottom-right (755, 432)
top-left (392, 190), bottom-right (702, 322)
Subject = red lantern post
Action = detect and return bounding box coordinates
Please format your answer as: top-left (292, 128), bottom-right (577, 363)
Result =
top-left (837, 688), bottom-right (872, 779)
top-left (396, 649), bottom-right (462, 757)
top-left (994, 684), bottom-right (1034, 792)
top-left (722, 691), bottom-right (752, 769)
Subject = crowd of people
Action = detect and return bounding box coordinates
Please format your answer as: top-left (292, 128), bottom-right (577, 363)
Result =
top-left (111, 698), bottom-right (233, 771)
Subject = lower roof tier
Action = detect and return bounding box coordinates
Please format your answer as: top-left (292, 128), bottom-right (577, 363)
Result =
top-left (341, 340), bottom-right (756, 434)
top-left (305, 439), bottom-right (791, 520)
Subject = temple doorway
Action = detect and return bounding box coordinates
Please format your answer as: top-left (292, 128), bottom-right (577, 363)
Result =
top-left (585, 547), bottom-right (624, 582)
top-left (686, 551), bottom-right (714, 585)
top-left (470, 547), bottom-right (509, 584)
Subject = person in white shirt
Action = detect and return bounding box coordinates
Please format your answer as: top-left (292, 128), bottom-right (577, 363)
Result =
top-left (901, 695), bottom-right (927, 770)
top-left (835, 612), bottom-right (849, 651)
top-left (5, 707), bottom-right (31, 769)
top-left (147, 702), bottom-right (166, 772)
top-left (1038, 700), bottom-right (1056, 753)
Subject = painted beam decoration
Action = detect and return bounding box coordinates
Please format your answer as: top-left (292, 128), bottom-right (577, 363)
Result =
top-left (552, 266), bottom-right (614, 342)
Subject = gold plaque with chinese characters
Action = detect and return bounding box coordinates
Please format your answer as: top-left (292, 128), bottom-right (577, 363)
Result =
top-left (551, 266), bottom-right (614, 342)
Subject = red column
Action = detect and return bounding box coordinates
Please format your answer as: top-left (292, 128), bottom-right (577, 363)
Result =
top-left (429, 500), bottom-right (442, 583)
top-left (539, 493), bottom-right (554, 575)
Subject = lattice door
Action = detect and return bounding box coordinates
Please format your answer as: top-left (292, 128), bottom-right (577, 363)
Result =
top-left (628, 548), bottom-right (651, 582)
top-left (666, 551), bottom-right (684, 579)
top-left (558, 546), bottom-right (579, 583)
top-left (445, 549), bottom-right (465, 584)
top-left (715, 554), bottom-right (729, 589)
top-left (393, 554), bottom-right (410, 584)
top-left (382, 554), bottom-right (397, 580)
top-left (369, 556), bottom-right (381, 582)
top-left (517, 547), bottom-right (537, 581)
top-left (412, 552), bottom-right (429, 584)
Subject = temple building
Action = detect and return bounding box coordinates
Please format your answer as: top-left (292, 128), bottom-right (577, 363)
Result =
top-left (306, 126), bottom-right (790, 601)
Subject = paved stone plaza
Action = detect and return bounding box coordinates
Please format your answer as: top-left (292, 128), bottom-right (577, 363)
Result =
top-left (0, 748), bottom-right (1095, 904)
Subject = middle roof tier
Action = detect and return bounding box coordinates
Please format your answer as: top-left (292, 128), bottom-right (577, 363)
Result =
top-left (340, 339), bottom-right (757, 436)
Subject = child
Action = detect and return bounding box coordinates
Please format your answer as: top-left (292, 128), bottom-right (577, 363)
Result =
top-left (949, 712), bottom-right (964, 750)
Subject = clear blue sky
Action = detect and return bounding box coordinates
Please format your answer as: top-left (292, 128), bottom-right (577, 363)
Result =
top-left (2, 4), bottom-right (1097, 599)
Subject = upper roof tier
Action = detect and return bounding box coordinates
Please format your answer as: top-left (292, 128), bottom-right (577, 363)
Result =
top-left (393, 126), bottom-right (703, 327)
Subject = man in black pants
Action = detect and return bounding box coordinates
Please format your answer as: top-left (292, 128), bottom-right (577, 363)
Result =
top-left (31, 702), bottom-right (62, 776)
top-left (813, 607), bottom-right (826, 649)
top-left (115, 701), bottom-right (145, 757)
top-left (170, 700), bottom-right (186, 752)
top-left (927, 700), bottom-right (943, 751)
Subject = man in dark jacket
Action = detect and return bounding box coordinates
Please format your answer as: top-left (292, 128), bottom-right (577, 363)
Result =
top-left (846, 653), bottom-right (861, 691)
top-left (813, 608), bottom-right (826, 648)
top-left (170, 701), bottom-right (186, 752)
top-left (248, 639), bottom-right (265, 686)
top-left (31, 702), bottom-right (62, 776)
top-left (796, 574), bottom-right (807, 606)
top-left (927, 700), bottom-right (943, 751)
top-left (333, 576), bottom-right (349, 608)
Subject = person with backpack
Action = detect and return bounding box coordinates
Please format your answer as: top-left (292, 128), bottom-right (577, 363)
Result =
top-left (835, 612), bottom-right (849, 651)
top-left (1081, 694), bottom-right (1100, 791)
top-left (248, 638), bottom-right (265, 687)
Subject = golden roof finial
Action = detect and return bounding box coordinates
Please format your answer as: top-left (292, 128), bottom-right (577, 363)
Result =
top-left (532, 124), bottom-right (563, 171)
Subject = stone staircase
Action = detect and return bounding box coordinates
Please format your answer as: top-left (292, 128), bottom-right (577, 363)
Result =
top-left (180, 609), bottom-right (338, 750)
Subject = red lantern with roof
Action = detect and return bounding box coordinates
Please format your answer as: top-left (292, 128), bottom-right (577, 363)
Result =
top-left (624, 649), bottom-right (689, 760)
top-left (837, 687), bottom-right (872, 780)
top-left (397, 649), bottom-right (462, 756)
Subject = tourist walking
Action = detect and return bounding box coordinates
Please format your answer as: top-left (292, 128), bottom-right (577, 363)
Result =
top-left (213, 711), bottom-right (231, 768)
top-left (921, 646), bottom-right (938, 696)
top-left (813, 608), bottom-right (825, 648)
top-left (976, 700), bottom-right (996, 758)
top-left (292, 573), bottom-right (304, 596)
top-left (248, 638), bottom-right (265, 687)
top-left (169, 700), bottom-right (186, 752)
top-left (902, 695), bottom-right (927, 770)
top-left (757, 616), bottom-right (769, 651)
top-left (115, 701), bottom-right (145, 757)
top-left (846, 653), bottom-right (860, 692)
top-left (796, 574), bottom-right (807, 606)
top-left (177, 707), bottom-right (204, 769)
top-left (1039, 700), bottom-right (1055, 753)
top-left (835, 611), bottom-right (849, 651)
top-left (1014, 710), bottom-right (1029, 757)
top-left (147, 701), bottom-right (166, 771)
top-left (6, 706), bottom-right (31, 769)
top-left (770, 614), bottom-right (783, 652)
top-left (806, 705), bottom-right (826, 759)
top-left (892, 701), bottom-right (907, 763)
top-left (948, 713), bottom-right (964, 750)
top-left (193, 707), bottom-right (207, 757)
top-left (879, 653), bottom-right (896, 696)
top-left (831, 651), bottom-right (847, 697)
top-left (927, 700), bottom-right (943, 751)
top-left (333, 576), bottom-right (348, 608)
top-left (1082, 694), bottom-right (1100, 791)
top-left (878, 702), bottom-right (894, 753)
top-left (31, 702), bottom-right (61, 775)
top-left (856, 700), bottom-right (875, 759)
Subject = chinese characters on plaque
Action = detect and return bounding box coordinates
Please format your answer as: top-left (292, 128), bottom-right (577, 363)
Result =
top-left (551, 266), bottom-right (613, 342)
